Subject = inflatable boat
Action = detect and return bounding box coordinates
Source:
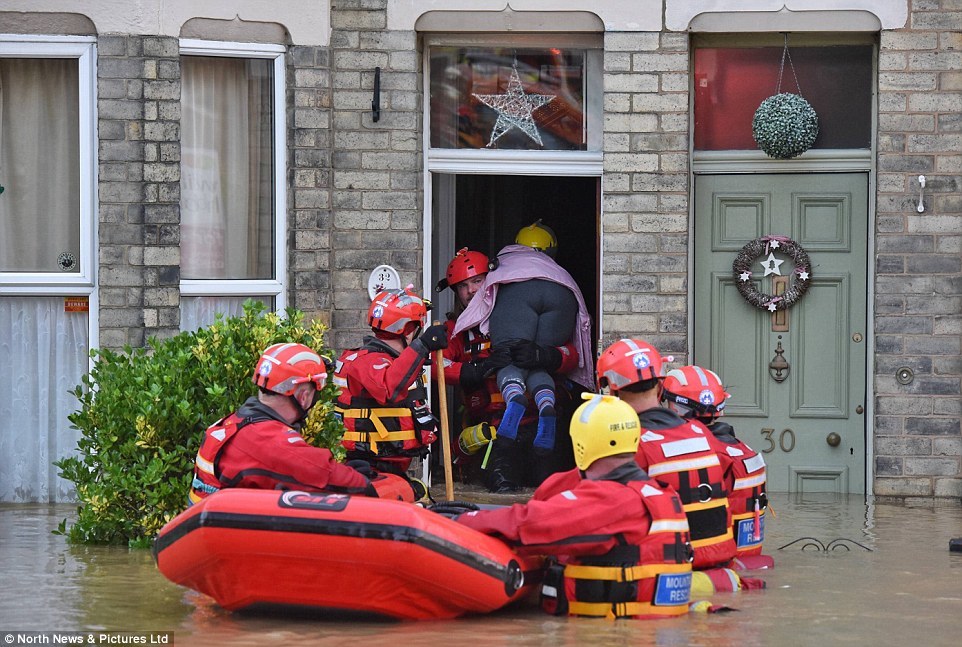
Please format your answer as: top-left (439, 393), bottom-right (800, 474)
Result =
top-left (153, 488), bottom-right (540, 620)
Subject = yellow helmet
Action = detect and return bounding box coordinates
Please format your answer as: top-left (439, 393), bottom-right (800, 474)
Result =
top-left (569, 393), bottom-right (641, 471)
top-left (515, 220), bottom-right (557, 256)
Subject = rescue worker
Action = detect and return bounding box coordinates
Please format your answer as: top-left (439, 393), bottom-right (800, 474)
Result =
top-left (662, 365), bottom-right (771, 568)
top-left (188, 342), bottom-right (375, 506)
top-left (437, 247), bottom-right (580, 491)
top-left (453, 222), bottom-right (594, 490)
top-left (456, 393), bottom-right (693, 619)
top-left (596, 339), bottom-right (738, 572)
top-left (333, 287), bottom-right (447, 485)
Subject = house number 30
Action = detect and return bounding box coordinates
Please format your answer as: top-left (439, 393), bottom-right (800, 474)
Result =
top-left (760, 427), bottom-right (796, 453)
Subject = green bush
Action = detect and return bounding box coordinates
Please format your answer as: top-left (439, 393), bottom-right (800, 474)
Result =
top-left (55, 301), bottom-right (345, 548)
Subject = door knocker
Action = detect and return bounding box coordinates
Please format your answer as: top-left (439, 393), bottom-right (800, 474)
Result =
top-left (769, 340), bottom-right (790, 383)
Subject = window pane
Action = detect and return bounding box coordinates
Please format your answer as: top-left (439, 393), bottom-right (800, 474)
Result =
top-left (693, 46), bottom-right (873, 151)
top-left (181, 56), bottom-right (275, 280)
top-left (430, 47), bottom-right (587, 151)
top-left (0, 59), bottom-right (80, 272)
top-left (180, 295), bottom-right (272, 332)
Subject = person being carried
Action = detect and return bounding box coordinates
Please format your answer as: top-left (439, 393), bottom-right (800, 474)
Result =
top-left (456, 393), bottom-right (693, 619)
top-left (453, 222), bottom-right (593, 483)
top-left (188, 342), bottom-right (376, 506)
top-left (437, 247), bottom-right (580, 490)
top-left (332, 287), bottom-right (447, 499)
top-left (662, 365), bottom-right (772, 570)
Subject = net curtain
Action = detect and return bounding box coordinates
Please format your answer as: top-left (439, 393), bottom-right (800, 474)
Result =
top-left (0, 298), bottom-right (87, 502)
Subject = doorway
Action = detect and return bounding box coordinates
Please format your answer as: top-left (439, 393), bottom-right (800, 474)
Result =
top-left (430, 173), bottom-right (599, 344)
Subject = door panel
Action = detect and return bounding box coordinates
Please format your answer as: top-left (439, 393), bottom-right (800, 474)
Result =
top-left (695, 173), bottom-right (868, 494)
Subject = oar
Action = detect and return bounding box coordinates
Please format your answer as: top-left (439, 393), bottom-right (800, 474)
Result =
top-left (433, 321), bottom-right (455, 502)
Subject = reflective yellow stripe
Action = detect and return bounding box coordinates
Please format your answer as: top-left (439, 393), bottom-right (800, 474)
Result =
top-left (646, 454), bottom-right (720, 477)
top-left (563, 562), bottom-right (690, 582)
top-left (732, 509), bottom-right (765, 522)
top-left (335, 406), bottom-right (412, 440)
top-left (342, 430), bottom-right (416, 442)
top-left (683, 497), bottom-right (729, 514)
top-left (690, 527), bottom-right (734, 549)
top-left (336, 407), bottom-right (410, 418)
top-left (566, 600), bottom-right (688, 618)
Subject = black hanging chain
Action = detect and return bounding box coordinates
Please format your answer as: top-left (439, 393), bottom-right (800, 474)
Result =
top-left (776, 32), bottom-right (804, 96)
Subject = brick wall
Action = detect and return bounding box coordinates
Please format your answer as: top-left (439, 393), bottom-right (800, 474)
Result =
top-left (328, 0), bottom-right (423, 351)
top-left (600, 31), bottom-right (691, 360)
top-left (97, 35), bottom-right (181, 348)
top-left (289, 45), bottom-right (334, 326)
top-left (875, 0), bottom-right (962, 499)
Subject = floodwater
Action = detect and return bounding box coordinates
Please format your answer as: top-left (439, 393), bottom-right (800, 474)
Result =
top-left (1, 492), bottom-right (960, 646)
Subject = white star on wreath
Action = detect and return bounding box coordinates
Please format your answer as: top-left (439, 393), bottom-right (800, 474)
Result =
top-left (761, 252), bottom-right (785, 277)
top-left (739, 271), bottom-right (752, 282)
top-left (472, 64), bottom-right (555, 147)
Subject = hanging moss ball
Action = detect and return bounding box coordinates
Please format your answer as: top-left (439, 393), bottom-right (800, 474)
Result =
top-left (752, 93), bottom-right (819, 159)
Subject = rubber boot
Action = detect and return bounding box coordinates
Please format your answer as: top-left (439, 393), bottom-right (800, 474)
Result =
top-left (483, 437), bottom-right (523, 493)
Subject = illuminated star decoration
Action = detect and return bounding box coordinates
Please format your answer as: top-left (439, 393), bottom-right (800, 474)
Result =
top-left (761, 252), bottom-right (784, 277)
top-left (472, 64), bottom-right (555, 147)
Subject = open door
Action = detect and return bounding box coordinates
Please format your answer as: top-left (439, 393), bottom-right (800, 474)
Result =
top-left (431, 173), bottom-right (598, 342)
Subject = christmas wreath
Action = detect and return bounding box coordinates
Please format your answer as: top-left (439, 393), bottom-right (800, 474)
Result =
top-left (732, 235), bottom-right (812, 311)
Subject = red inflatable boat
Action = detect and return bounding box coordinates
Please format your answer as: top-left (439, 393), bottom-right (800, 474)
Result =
top-left (153, 489), bottom-right (540, 620)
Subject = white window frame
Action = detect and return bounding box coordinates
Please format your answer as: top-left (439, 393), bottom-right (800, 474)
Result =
top-left (421, 33), bottom-right (604, 296)
top-left (178, 39), bottom-right (287, 312)
top-left (0, 36), bottom-right (98, 295)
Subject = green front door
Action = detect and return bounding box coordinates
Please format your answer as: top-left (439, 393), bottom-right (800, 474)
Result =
top-left (694, 173), bottom-right (868, 494)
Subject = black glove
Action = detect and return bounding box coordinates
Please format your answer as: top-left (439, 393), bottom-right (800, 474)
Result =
top-left (485, 343), bottom-right (513, 372)
top-left (458, 360), bottom-right (488, 391)
top-left (347, 459), bottom-right (376, 479)
top-left (510, 339), bottom-right (563, 372)
top-left (414, 323), bottom-right (448, 352)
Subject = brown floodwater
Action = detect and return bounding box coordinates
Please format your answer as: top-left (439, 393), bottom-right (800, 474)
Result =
top-left (1, 492), bottom-right (960, 646)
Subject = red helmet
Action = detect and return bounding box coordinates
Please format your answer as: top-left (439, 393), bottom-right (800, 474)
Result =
top-left (596, 339), bottom-right (669, 392)
top-left (253, 343), bottom-right (328, 396)
top-left (436, 247), bottom-right (489, 292)
top-left (368, 287), bottom-right (428, 337)
top-left (662, 365), bottom-right (731, 420)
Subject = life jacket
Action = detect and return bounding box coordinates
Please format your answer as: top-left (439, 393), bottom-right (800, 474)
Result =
top-left (708, 422), bottom-right (768, 557)
top-left (540, 479), bottom-right (694, 619)
top-left (636, 409), bottom-right (736, 570)
top-left (188, 412), bottom-right (259, 505)
top-left (333, 345), bottom-right (435, 459)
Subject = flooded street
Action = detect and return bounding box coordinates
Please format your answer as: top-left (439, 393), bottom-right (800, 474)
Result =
top-left (1, 494), bottom-right (960, 646)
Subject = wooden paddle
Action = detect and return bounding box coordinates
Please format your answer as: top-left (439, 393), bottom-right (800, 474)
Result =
top-left (432, 321), bottom-right (455, 502)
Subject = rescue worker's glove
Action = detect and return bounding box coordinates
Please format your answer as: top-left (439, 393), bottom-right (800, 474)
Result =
top-left (347, 459), bottom-right (377, 479)
top-left (413, 323), bottom-right (448, 354)
top-left (458, 358), bottom-right (499, 391)
top-left (426, 500), bottom-right (480, 520)
top-left (509, 340), bottom-right (563, 373)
